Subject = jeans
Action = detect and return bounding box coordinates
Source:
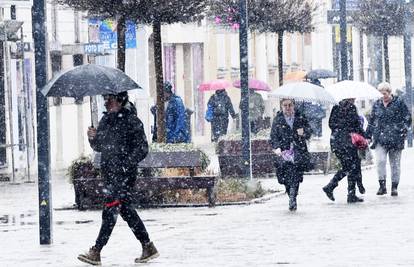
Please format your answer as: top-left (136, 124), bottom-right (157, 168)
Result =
top-left (375, 144), bottom-right (402, 184)
top-left (95, 201), bottom-right (150, 250)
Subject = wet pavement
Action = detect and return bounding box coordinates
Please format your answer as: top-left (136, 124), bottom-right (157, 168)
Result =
top-left (1, 149), bottom-right (414, 266)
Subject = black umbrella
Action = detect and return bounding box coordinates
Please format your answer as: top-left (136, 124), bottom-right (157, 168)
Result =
top-left (305, 69), bottom-right (337, 80)
top-left (42, 64), bottom-right (142, 127)
top-left (41, 64), bottom-right (141, 98)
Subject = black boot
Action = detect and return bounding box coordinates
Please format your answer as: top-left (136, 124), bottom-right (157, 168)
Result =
top-left (391, 182), bottom-right (398, 197)
top-left (376, 180), bottom-right (387, 195)
top-left (322, 179), bottom-right (338, 201)
top-left (356, 179), bottom-right (366, 194)
top-left (288, 186), bottom-right (298, 211)
top-left (347, 181), bottom-right (364, 203)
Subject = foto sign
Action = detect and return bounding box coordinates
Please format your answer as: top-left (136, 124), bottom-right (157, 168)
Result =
top-left (332, 0), bottom-right (360, 10)
top-left (84, 43), bottom-right (106, 55)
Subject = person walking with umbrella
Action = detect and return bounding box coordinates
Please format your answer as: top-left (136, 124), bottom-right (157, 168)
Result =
top-left (270, 98), bottom-right (312, 211)
top-left (322, 98), bottom-right (366, 203)
top-left (78, 92), bottom-right (159, 265)
top-left (207, 89), bottom-right (237, 142)
top-left (366, 82), bottom-right (411, 196)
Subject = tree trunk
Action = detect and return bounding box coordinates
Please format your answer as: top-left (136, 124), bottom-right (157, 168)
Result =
top-left (359, 30), bottom-right (365, 81)
top-left (153, 21), bottom-right (166, 143)
top-left (278, 31), bottom-right (284, 86)
top-left (383, 35), bottom-right (390, 83)
top-left (117, 15), bottom-right (126, 72)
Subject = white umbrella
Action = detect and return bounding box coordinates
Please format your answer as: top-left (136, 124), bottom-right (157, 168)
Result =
top-left (325, 80), bottom-right (382, 102)
top-left (269, 82), bottom-right (336, 104)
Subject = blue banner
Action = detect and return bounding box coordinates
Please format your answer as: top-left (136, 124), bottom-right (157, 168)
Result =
top-left (88, 18), bottom-right (136, 50)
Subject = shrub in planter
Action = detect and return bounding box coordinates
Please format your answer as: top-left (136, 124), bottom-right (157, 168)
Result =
top-left (67, 155), bottom-right (101, 210)
top-left (216, 129), bottom-right (276, 177)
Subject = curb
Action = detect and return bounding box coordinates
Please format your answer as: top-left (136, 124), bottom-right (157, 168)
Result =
top-left (54, 191), bottom-right (284, 211)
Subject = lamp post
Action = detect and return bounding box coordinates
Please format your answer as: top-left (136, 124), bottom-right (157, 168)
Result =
top-left (339, 0), bottom-right (348, 81)
top-left (239, 0), bottom-right (252, 179)
top-left (403, 0), bottom-right (413, 147)
top-left (32, 0), bottom-right (52, 244)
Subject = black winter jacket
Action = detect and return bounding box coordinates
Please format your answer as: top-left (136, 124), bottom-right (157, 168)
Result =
top-left (329, 101), bottom-right (365, 152)
top-left (270, 110), bottom-right (312, 173)
top-left (366, 96), bottom-right (411, 150)
top-left (89, 107), bottom-right (148, 179)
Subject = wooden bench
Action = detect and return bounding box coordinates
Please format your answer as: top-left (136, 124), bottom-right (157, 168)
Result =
top-left (136, 151), bottom-right (217, 207)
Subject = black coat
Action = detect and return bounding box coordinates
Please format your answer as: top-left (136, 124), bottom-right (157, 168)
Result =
top-left (89, 107), bottom-right (148, 200)
top-left (270, 110), bottom-right (312, 184)
top-left (366, 96), bottom-right (411, 150)
top-left (329, 102), bottom-right (365, 153)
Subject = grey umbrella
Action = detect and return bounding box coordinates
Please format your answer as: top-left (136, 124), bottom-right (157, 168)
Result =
top-left (305, 69), bottom-right (337, 80)
top-left (41, 64), bottom-right (142, 98)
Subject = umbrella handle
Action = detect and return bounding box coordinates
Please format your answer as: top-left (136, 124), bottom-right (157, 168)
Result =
top-left (90, 96), bottom-right (94, 128)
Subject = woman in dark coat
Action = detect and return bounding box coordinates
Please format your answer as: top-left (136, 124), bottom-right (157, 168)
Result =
top-left (270, 98), bottom-right (312, 211)
top-left (366, 82), bottom-right (411, 196)
top-left (322, 98), bottom-right (366, 203)
top-left (207, 89), bottom-right (237, 142)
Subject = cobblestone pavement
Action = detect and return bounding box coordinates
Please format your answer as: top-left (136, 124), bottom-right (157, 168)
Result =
top-left (1, 149), bottom-right (414, 266)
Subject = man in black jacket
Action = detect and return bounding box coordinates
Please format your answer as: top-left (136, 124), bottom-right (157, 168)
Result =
top-left (78, 92), bottom-right (159, 265)
top-left (366, 82), bottom-right (411, 196)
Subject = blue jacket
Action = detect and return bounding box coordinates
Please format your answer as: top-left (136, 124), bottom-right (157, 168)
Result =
top-left (166, 95), bottom-right (190, 143)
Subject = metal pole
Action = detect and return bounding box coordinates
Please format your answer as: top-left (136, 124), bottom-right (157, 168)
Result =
top-left (339, 0), bottom-right (348, 81)
top-left (239, 0), bottom-right (252, 179)
top-left (403, 0), bottom-right (413, 147)
top-left (32, 0), bottom-right (52, 244)
top-left (4, 28), bottom-right (16, 183)
top-left (21, 27), bottom-right (32, 183)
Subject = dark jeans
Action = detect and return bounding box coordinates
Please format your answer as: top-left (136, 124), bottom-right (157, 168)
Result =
top-left (95, 201), bottom-right (150, 250)
top-left (331, 147), bottom-right (362, 189)
top-left (95, 174), bottom-right (150, 250)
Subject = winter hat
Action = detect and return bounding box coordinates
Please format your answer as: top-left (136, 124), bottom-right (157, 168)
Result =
top-left (164, 81), bottom-right (174, 94)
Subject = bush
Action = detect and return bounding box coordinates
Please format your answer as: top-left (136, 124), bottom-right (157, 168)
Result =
top-left (67, 155), bottom-right (100, 183)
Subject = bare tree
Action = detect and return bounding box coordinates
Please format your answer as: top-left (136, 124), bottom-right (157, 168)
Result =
top-left (58, 0), bottom-right (207, 142)
top-left (354, 0), bottom-right (409, 82)
top-left (208, 0), bottom-right (316, 85)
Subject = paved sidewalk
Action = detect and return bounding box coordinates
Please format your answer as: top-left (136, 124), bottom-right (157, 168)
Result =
top-left (1, 149), bottom-right (414, 266)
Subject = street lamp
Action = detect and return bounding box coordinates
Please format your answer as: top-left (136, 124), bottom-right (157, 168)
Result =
top-left (239, 0), bottom-right (252, 179)
top-left (403, 0), bottom-right (413, 147)
top-left (339, 0), bottom-right (348, 81)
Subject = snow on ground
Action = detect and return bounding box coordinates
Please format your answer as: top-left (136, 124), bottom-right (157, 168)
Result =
top-left (1, 148), bottom-right (414, 266)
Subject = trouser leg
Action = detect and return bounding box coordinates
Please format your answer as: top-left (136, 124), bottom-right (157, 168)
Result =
top-left (120, 202), bottom-right (150, 245)
top-left (389, 149), bottom-right (402, 184)
top-left (375, 145), bottom-right (388, 181)
top-left (95, 205), bottom-right (119, 251)
top-left (288, 183), bottom-right (299, 211)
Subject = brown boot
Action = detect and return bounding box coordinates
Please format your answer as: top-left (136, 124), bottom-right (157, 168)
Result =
top-left (135, 241), bottom-right (159, 263)
top-left (77, 246), bottom-right (101, 266)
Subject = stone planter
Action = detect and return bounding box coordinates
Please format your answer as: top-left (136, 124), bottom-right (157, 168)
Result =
top-left (216, 139), bottom-right (276, 177)
top-left (216, 139), bottom-right (331, 177)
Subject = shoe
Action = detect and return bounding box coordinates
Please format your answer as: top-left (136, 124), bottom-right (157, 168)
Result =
top-left (357, 183), bottom-right (366, 194)
top-left (347, 194), bottom-right (364, 203)
top-left (289, 197), bottom-right (297, 211)
top-left (135, 241), bottom-right (159, 263)
top-left (391, 182), bottom-right (398, 197)
top-left (78, 246), bottom-right (101, 266)
top-left (376, 180), bottom-right (387, 195)
top-left (322, 186), bottom-right (335, 201)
